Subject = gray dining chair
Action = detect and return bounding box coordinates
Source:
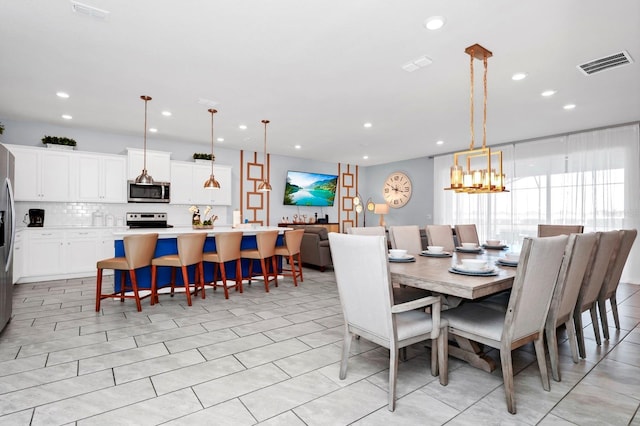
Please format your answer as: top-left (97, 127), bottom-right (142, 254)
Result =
top-left (389, 225), bottom-right (423, 255)
top-left (537, 224), bottom-right (584, 237)
top-left (425, 224), bottom-right (455, 252)
top-left (441, 235), bottom-right (568, 414)
top-left (597, 229), bottom-right (637, 339)
top-left (347, 225), bottom-right (430, 304)
top-left (545, 232), bottom-right (598, 381)
top-left (454, 224), bottom-right (479, 246)
top-left (328, 232), bottom-right (448, 411)
top-left (573, 230), bottom-right (620, 358)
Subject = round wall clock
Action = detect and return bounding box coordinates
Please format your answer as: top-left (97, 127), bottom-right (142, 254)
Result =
top-left (383, 172), bottom-right (412, 208)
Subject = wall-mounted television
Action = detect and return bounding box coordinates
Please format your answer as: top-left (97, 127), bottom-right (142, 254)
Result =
top-left (283, 170), bottom-right (338, 206)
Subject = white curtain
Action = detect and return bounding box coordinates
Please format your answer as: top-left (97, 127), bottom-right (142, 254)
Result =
top-left (434, 124), bottom-right (640, 283)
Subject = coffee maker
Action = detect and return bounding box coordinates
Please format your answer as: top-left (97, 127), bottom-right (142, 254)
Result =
top-left (27, 209), bottom-right (45, 227)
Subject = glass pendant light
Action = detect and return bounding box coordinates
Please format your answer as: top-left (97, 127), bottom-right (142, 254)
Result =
top-left (203, 108), bottom-right (220, 189)
top-left (134, 95), bottom-right (154, 185)
top-left (257, 119), bottom-right (272, 192)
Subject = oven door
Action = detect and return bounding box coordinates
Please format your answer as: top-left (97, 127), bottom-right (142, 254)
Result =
top-left (127, 181), bottom-right (170, 203)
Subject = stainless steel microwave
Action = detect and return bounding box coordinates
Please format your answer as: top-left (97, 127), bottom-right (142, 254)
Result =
top-left (127, 181), bottom-right (170, 203)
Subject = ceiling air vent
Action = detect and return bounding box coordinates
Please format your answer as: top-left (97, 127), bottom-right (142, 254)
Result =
top-left (577, 51), bottom-right (633, 76)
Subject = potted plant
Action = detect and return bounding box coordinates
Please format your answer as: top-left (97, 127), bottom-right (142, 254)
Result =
top-left (0, 122), bottom-right (4, 136)
top-left (193, 152), bottom-right (214, 162)
top-left (42, 135), bottom-right (77, 149)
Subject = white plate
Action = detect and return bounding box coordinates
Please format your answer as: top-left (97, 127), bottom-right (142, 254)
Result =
top-left (449, 267), bottom-right (498, 277)
top-left (453, 263), bottom-right (494, 273)
top-left (389, 255), bottom-right (416, 263)
top-left (497, 258), bottom-right (519, 266)
top-left (420, 250), bottom-right (452, 257)
top-left (482, 244), bottom-right (509, 250)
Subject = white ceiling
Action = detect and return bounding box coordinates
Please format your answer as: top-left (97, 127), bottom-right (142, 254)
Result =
top-left (1, 1), bottom-right (638, 166)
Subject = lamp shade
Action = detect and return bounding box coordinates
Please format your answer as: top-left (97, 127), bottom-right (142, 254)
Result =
top-left (374, 203), bottom-right (389, 214)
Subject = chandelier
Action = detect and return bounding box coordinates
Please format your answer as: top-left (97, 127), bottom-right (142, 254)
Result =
top-left (445, 44), bottom-right (507, 193)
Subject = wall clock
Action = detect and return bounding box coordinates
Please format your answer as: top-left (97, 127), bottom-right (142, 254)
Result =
top-left (383, 172), bottom-right (412, 208)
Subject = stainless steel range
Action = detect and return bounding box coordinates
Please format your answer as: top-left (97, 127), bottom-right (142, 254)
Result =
top-left (126, 212), bottom-right (173, 228)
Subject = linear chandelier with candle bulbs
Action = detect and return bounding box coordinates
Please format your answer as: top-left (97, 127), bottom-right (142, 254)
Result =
top-left (445, 44), bottom-right (507, 194)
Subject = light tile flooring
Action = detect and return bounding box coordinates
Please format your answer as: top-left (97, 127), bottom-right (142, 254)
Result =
top-left (1, 268), bottom-right (640, 425)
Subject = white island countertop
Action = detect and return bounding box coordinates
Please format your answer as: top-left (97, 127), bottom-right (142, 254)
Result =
top-left (112, 225), bottom-right (291, 239)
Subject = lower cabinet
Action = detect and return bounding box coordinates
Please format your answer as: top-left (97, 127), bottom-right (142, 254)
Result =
top-left (18, 229), bottom-right (114, 283)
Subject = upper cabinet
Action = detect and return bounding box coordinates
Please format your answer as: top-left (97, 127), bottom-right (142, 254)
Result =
top-left (9, 145), bottom-right (72, 202)
top-left (73, 153), bottom-right (126, 203)
top-left (170, 161), bottom-right (232, 206)
top-left (127, 148), bottom-right (171, 182)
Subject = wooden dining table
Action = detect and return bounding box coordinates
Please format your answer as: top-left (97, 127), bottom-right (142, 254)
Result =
top-left (389, 249), bottom-right (517, 372)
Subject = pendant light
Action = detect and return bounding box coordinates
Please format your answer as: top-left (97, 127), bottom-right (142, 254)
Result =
top-left (203, 108), bottom-right (220, 189)
top-left (135, 95), bottom-right (154, 185)
top-left (445, 44), bottom-right (507, 193)
top-left (257, 119), bottom-right (272, 192)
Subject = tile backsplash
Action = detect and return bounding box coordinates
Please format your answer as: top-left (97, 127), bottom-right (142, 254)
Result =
top-left (16, 202), bottom-right (229, 228)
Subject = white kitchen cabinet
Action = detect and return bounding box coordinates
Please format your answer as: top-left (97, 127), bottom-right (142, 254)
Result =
top-left (170, 161), bottom-right (232, 206)
top-left (127, 148), bottom-right (171, 182)
top-left (9, 146), bottom-right (72, 202)
top-left (25, 230), bottom-right (66, 277)
top-left (65, 229), bottom-right (100, 274)
top-left (75, 153), bottom-right (126, 203)
top-left (98, 230), bottom-right (115, 263)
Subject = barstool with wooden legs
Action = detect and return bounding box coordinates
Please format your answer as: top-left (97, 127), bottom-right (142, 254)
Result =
top-left (240, 230), bottom-right (279, 292)
top-left (151, 233), bottom-right (207, 306)
top-left (274, 229), bottom-right (304, 286)
top-left (95, 233), bottom-right (158, 312)
top-left (202, 231), bottom-right (244, 299)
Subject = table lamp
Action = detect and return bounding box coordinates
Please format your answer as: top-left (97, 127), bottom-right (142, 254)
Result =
top-left (374, 203), bottom-right (389, 227)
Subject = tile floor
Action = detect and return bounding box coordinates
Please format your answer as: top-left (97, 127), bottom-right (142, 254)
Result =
top-left (1, 268), bottom-right (640, 425)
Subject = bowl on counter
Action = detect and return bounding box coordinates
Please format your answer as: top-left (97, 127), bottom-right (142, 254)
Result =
top-left (486, 239), bottom-right (501, 246)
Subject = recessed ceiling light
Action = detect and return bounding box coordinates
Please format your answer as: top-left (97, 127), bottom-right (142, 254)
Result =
top-left (56, 92), bottom-right (69, 98)
top-left (149, 128), bottom-right (158, 132)
top-left (512, 72), bottom-right (528, 81)
top-left (61, 114), bottom-right (72, 120)
top-left (294, 145), bottom-right (301, 149)
top-left (217, 137), bottom-right (224, 142)
top-left (436, 140), bottom-right (444, 145)
top-left (238, 124), bottom-right (247, 130)
top-left (424, 16), bottom-right (446, 30)
top-left (161, 111), bottom-right (172, 117)
top-left (563, 104), bottom-right (576, 110)
top-left (541, 90), bottom-right (557, 97)
top-left (363, 122), bottom-right (372, 128)
top-left (363, 155), bottom-right (369, 160)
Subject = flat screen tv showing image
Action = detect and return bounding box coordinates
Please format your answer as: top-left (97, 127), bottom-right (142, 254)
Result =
top-left (283, 170), bottom-right (338, 206)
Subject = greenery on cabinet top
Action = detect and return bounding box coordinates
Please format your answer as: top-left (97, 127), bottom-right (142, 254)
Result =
top-left (193, 152), bottom-right (214, 160)
top-left (42, 135), bottom-right (77, 147)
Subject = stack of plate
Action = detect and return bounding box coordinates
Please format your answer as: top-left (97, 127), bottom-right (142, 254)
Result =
top-left (449, 264), bottom-right (498, 276)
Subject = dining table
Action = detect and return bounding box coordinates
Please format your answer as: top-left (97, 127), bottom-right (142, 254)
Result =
top-left (389, 248), bottom-right (517, 372)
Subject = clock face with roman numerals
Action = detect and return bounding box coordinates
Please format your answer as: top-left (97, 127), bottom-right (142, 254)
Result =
top-left (383, 172), bottom-right (412, 208)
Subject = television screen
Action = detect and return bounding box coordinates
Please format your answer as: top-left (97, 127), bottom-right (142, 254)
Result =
top-left (283, 170), bottom-right (338, 206)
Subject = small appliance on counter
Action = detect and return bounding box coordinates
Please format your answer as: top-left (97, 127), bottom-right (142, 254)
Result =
top-left (27, 209), bottom-right (45, 227)
top-left (126, 212), bottom-right (173, 228)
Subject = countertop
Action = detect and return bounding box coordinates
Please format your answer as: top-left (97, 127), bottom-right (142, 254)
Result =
top-left (112, 225), bottom-right (291, 238)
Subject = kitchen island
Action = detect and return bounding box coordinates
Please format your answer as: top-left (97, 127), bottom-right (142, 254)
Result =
top-left (112, 226), bottom-right (291, 291)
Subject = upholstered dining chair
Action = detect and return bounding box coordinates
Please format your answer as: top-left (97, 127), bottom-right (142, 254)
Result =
top-left (328, 232), bottom-right (448, 411)
top-left (151, 233), bottom-right (207, 307)
top-left (241, 230), bottom-right (279, 292)
top-left (597, 229), bottom-right (637, 339)
top-left (454, 224), bottom-right (480, 246)
top-left (96, 233), bottom-right (158, 312)
top-left (545, 232), bottom-right (598, 382)
top-left (573, 230), bottom-right (620, 358)
top-left (202, 231), bottom-right (244, 299)
top-left (537, 224), bottom-right (584, 237)
top-left (347, 226), bottom-right (386, 236)
top-left (349, 225), bottom-right (430, 304)
top-left (274, 229), bottom-right (305, 286)
top-left (388, 225), bottom-right (423, 255)
top-left (425, 225), bottom-right (455, 252)
top-left (441, 235), bottom-right (568, 414)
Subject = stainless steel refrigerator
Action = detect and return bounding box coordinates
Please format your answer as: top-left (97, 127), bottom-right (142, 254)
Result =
top-left (0, 143), bottom-right (16, 332)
